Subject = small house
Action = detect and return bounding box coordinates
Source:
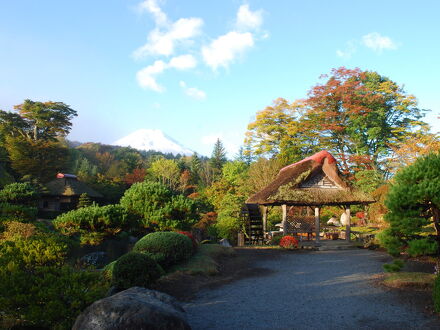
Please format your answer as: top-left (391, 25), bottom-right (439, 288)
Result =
top-left (39, 173), bottom-right (103, 212)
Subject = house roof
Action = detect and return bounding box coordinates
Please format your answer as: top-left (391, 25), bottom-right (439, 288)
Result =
top-left (246, 150), bottom-right (375, 206)
top-left (43, 174), bottom-right (103, 198)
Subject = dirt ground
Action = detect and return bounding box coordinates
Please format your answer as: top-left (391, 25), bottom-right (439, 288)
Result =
top-left (154, 248), bottom-right (288, 301)
top-left (156, 247), bottom-right (438, 319)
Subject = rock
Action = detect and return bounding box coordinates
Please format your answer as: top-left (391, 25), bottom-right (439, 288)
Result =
top-left (79, 252), bottom-right (108, 268)
top-left (72, 287), bottom-right (191, 330)
top-left (219, 238), bottom-right (231, 247)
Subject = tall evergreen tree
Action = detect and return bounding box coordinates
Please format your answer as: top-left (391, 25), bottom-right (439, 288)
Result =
top-left (209, 139), bottom-right (227, 172)
top-left (190, 152), bottom-right (202, 184)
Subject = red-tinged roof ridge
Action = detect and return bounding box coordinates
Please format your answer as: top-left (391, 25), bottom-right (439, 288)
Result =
top-left (280, 150), bottom-right (336, 172)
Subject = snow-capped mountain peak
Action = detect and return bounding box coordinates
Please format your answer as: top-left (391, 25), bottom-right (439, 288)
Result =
top-left (113, 129), bottom-right (193, 156)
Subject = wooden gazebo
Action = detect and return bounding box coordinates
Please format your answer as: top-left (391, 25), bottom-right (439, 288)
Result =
top-left (246, 150), bottom-right (375, 243)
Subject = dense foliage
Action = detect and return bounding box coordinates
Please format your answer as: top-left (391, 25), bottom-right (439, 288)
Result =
top-left (120, 181), bottom-right (197, 230)
top-left (380, 153), bottom-right (440, 256)
top-left (53, 204), bottom-right (130, 245)
top-left (0, 232), bottom-right (107, 329)
top-left (111, 252), bottom-right (164, 290)
top-left (133, 231), bottom-right (193, 268)
top-left (0, 182), bottom-right (39, 205)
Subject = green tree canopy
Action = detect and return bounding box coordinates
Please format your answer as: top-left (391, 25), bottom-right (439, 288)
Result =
top-left (380, 152), bottom-right (440, 257)
top-left (148, 158), bottom-right (181, 190)
top-left (120, 181), bottom-right (197, 230)
top-left (0, 99), bottom-right (77, 141)
top-left (245, 67), bottom-right (430, 176)
top-left (0, 100), bottom-right (77, 182)
top-left (209, 139), bottom-right (227, 172)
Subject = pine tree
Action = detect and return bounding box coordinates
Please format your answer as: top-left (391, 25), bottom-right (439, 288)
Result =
top-left (77, 193), bottom-right (92, 208)
top-left (209, 139), bottom-right (227, 172)
top-left (190, 152), bottom-right (201, 184)
top-left (381, 152), bottom-right (440, 259)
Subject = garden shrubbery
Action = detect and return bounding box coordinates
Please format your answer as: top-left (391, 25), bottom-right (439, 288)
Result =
top-left (383, 259), bottom-right (405, 272)
top-left (53, 204), bottom-right (130, 244)
top-left (0, 232), bottom-right (108, 329)
top-left (0, 182), bottom-right (39, 205)
top-left (0, 202), bottom-right (37, 224)
top-left (279, 235), bottom-right (299, 249)
top-left (120, 181), bottom-right (198, 231)
top-left (133, 231), bottom-right (193, 268)
top-left (111, 252), bottom-right (164, 290)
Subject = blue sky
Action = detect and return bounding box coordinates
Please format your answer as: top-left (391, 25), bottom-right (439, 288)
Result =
top-left (1, 0), bottom-right (439, 157)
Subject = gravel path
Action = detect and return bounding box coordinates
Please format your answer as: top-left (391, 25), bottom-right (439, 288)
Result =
top-left (184, 249), bottom-right (439, 329)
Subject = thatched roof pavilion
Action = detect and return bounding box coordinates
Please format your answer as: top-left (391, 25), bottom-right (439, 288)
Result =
top-left (40, 173), bottom-right (102, 212)
top-left (44, 173), bottom-right (103, 198)
top-left (245, 150), bottom-right (375, 243)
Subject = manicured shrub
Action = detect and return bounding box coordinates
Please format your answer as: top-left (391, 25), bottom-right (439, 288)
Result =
top-left (0, 182), bottom-right (39, 206)
top-left (383, 259), bottom-right (405, 272)
top-left (407, 238), bottom-right (438, 257)
top-left (279, 235), bottom-right (299, 249)
top-left (103, 260), bottom-right (116, 280)
top-left (433, 275), bottom-right (440, 313)
top-left (178, 230), bottom-right (198, 250)
top-left (53, 204), bottom-right (129, 240)
top-left (120, 181), bottom-right (197, 230)
top-left (112, 252), bottom-right (164, 290)
top-left (133, 231), bottom-right (193, 268)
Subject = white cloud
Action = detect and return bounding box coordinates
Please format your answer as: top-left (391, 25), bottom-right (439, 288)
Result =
top-left (179, 81), bottom-right (206, 100)
top-left (138, 0), bottom-right (168, 26)
top-left (168, 54), bottom-right (197, 70)
top-left (134, 18), bottom-right (203, 58)
top-left (362, 32), bottom-right (397, 53)
top-left (136, 55), bottom-right (198, 91)
top-left (336, 40), bottom-right (357, 59)
top-left (202, 31), bottom-right (254, 70)
top-left (236, 4), bottom-right (263, 31)
top-left (136, 60), bottom-right (167, 92)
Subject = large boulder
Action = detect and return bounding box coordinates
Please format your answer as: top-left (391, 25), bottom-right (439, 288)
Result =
top-left (72, 287), bottom-right (191, 330)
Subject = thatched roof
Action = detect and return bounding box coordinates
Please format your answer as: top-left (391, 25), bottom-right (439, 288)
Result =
top-left (246, 150), bottom-right (375, 206)
top-left (43, 174), bottom-right (103, 198)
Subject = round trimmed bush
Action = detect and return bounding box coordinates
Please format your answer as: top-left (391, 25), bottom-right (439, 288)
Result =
top-left (111, 252), bottom-right (164, 290)
top-left (133, 231), bottom-right (193, 268)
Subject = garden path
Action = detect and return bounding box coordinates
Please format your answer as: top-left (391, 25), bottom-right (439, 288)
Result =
top-left (184, 249), bottom-right (439, 329)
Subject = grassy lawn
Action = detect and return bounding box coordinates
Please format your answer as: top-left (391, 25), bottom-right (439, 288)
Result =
top-left (382, 272), bottom-right (436, 289)
top-left (171, 244), bottom-right (236, 276)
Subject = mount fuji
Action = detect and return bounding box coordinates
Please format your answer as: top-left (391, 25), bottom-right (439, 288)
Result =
top-left (113, 129), bottom-right (193, 156)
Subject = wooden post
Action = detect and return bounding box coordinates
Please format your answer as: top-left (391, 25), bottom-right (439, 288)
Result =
top-left (262, 206), bottom-right (268, 233)
top-left (282, 204), bottom-right (287, 235)
top-left (345, 206), bottom-right (351, 242)
top-left (363, 205), bottom-right (369, 226)
top-left (315, 207), bottom-right (320, 243)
